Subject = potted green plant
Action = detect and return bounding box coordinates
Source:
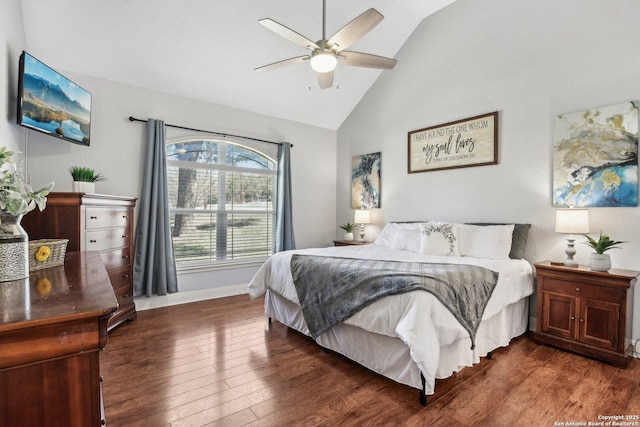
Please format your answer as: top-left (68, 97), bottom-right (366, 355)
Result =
top-left (0, 146), bottom-right (54, 281)
top-left (339, 221), bottom-right (356, 241)
top-left (583, 231), bottom-right (625, 271)
top-left (69, 166), bottom-right (104, 193)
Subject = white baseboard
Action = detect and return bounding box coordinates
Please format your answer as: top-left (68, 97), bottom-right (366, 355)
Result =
top-left (134, 284), bottom-right (248, 311)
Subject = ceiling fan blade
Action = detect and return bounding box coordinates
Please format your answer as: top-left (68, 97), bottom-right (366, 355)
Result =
top-left (317, 70), bottom-right (334, 89)
top-left (254, 56), bottom-right (310, 72)
top-left (258, 18), bottom-right (320, 50)
top-left (327, 8), bottom-right (383, 52)
top-left (339, 51), bottom-right (397, 69)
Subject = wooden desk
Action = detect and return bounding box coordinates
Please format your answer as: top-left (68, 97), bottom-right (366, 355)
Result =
top-left (0, 251), bottom-right (118, 426)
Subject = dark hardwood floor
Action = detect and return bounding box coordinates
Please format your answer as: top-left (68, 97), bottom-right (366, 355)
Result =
top-left (101, 294), bottom-right (640, 426)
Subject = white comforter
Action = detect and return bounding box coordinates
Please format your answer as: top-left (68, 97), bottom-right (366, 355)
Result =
top-left (248, 244), bottom-right (534, 393)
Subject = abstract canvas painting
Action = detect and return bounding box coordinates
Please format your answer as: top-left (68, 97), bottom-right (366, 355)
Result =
top-left (352, 152), bottom-right (381, 209)
top-left (553, 101), bottom-right (638, 207)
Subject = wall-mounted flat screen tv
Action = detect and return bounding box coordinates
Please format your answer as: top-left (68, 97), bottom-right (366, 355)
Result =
top-left (17, 51), bottom-right (91, 146)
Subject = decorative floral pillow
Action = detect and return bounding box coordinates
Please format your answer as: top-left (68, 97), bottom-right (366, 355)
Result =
top-left (418, 222), bottom-right (460, 256)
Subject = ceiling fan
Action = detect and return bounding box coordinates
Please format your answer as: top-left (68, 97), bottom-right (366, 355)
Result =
top-left (254, 0), bottom-right (398, 89)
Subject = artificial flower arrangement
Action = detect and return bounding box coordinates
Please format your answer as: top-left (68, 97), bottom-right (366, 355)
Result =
top-left (0, 146), bottom-right (54, 216)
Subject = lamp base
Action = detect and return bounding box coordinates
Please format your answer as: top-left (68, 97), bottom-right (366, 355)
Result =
top-left (564, 238), bottom-right (578, 267)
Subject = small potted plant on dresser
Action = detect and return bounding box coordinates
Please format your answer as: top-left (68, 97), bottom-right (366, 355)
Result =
top-left (69, 166), bottom-right (104, 193)
top-left (583, 231), bottom-right (625, 271)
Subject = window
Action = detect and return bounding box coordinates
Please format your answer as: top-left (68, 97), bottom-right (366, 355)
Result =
top-left (166, 138), bottom-right (276, 268)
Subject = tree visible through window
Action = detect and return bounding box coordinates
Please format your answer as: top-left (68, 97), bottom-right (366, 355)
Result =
top-left (166, 139), bottom-right (276, 266)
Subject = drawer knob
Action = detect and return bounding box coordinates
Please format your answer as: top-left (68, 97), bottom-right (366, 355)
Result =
top-left (122, 215), bottom-right (128, 218)
top-left (570, 316), bottom-right (575, 320)
top-left (579, 318), bottom-right (584, 323)
top-left (100, 376), bottom-right (104, 382)
top-left (90, 239), bottom-right (97, 243)
top-left (123, 274), bottom-right (130, 279)
top-left (122, 254), bottom-right (130, 259)
top-left (90, 215), bottom-right (98, 220)
top-left (122, 294), bottom-right (129, 298)
top-left (122, 235), bottom-right (129, 238)
top-left (575, 287), bottom-right (581, 292)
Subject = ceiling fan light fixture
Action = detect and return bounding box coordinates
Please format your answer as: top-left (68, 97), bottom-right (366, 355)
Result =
top-left (310, 51), bottom-right (337, 73)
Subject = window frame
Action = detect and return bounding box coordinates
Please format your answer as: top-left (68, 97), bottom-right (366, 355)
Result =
top-left (165, 135), bottom-right (278, 272)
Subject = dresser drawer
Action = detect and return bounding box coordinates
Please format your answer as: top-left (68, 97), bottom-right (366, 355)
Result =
top-left (108, 267), bottom-right (132, 289)
top-left (85, 229), bottom-right (130, 251)
top-left (85, 207), bottom-right (131, 230)
top-left (100, 247), bottom-right (131, 271)
top-left (113, 282), bottom-right (134, 310)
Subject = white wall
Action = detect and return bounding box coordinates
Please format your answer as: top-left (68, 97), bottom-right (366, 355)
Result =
top-left (1, 0), bottom-right (27, 155)
top-left (337, 0), bottom-right (640, 340)
top-left (3, 0), bottom-right (337, 309)
top-left (19, 69), bottom-right (337, 304)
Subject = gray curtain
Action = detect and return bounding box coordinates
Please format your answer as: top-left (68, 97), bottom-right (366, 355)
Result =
top-left (133, 118), bottom-right (178, 296)
top-left (275, 142), bottom-right (296, 252)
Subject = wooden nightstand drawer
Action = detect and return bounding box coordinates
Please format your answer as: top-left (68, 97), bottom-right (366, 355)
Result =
top-left (543, 278), bottom-right (621, 304)
top-left (333, 240), bottom-right (370, 246)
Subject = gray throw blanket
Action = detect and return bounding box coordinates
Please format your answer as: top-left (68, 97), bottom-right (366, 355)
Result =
top-left (290, 255), bottom-right (499, 349)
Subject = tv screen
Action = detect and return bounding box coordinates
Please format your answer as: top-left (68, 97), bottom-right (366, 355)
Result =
top-left (17, 51), bottom-right (91, 146)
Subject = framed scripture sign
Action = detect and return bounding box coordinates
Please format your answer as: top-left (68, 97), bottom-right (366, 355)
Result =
top-left (408, 111), bottom-right (499, 173)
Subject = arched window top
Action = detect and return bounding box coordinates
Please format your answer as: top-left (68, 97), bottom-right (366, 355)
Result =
top-left (167, 139), bottom-right (275, 170)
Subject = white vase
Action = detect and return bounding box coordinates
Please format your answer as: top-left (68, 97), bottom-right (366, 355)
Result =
top-left (343, 232), bottom-right (354, 241)
top-left (589, 253), bottom-right (611, 272)
top-left (73, 181), bottom-right (95, 193)
top-left (0, 214), bottom-right (29, 282)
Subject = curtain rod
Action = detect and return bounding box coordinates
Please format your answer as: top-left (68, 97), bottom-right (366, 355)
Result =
top-left (128, 116), bottom-right (292, 147)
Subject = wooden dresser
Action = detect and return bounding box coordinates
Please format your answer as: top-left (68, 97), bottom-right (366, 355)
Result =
top-left (0, 251), bottom-right (118, 426)
top-left (534, 261), bottom-right (638, 368)
top-left (22, 192), bottom-right (137, 330)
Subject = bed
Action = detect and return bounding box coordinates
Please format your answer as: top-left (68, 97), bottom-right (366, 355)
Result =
top-left (248, 221), bottom-right (534, 404)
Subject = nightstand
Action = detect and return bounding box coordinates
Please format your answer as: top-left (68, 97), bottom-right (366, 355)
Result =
top-left (333, 240), bottom-right (370, 246)
top-left (533, 261), bottom-right (638, 368)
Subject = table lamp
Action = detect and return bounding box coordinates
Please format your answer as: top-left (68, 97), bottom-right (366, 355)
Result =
top-left (354, 209), bottom-right (371, 240)
top-left (555, 208), bottom-right (590, 267)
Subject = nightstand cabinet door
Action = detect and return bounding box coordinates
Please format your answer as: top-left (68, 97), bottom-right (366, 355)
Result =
top-left (542, 291), bottom-right (576, 339)
top-left (534, 261), bottom-right (637, 369)
top-left (579, 298), bottom-right (619, 350)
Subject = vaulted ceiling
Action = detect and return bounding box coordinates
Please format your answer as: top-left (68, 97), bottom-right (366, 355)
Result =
top-left (20, 0), bottom-right (455, 130)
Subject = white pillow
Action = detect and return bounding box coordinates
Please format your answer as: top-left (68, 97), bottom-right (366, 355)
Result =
top-left (390, 228), bottom-right (422, 252)
top-left (458, 224), bottom-right (515, 259)
top-left (374, 222), bottom-right (421, 248)
top-left (418, 222), bottom-right (460, 256)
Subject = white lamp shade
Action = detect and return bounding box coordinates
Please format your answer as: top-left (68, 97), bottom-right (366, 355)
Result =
top-left (354, 209), bottom-right (371, 224)
top-left (555, 209), bottom-right (590, 234)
